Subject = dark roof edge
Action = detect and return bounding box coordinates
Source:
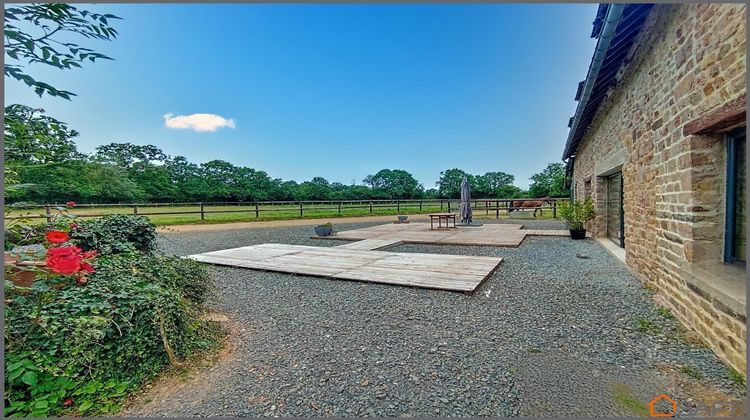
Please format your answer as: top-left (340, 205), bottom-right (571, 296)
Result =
top-left (561, 3), bottom-right (622, 161)
top-left (562, 4), bottom-right (656, 161)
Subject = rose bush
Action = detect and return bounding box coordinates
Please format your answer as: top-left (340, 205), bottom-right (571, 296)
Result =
top-left (4, 208), bottom-right (221, 417)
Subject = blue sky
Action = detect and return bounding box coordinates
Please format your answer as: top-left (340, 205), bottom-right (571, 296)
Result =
top-left (4, 3), bottom-right (597, 189)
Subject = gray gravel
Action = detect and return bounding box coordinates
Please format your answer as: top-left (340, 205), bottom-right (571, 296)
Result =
top-left (124, 220), bottom-right (746, 417)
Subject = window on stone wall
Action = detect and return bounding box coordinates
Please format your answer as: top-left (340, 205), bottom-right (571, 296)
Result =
top-left (725, 127), bottom-right (746, 264)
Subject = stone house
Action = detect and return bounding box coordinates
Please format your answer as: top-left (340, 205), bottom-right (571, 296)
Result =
top-left (562, 3), bottom-right (746, 373)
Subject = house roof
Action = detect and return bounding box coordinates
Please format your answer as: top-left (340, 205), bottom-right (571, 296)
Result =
top-left (562, 3), bottom-right (654, 160)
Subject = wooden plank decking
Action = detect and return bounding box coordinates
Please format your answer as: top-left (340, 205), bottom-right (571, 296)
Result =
top-left (334, 238), bottom-right (403, 250)
top-left (314, 222), bottom-right (547, 247)
top-left (189, 243), bottom-right (502, 292)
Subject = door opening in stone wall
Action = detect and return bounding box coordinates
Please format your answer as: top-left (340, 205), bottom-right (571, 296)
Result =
top-left (606, 172), bottom-right (624, 248)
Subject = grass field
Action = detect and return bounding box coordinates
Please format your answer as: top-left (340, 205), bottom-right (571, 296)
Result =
top-left (6, 201), bottom-right (560, 226)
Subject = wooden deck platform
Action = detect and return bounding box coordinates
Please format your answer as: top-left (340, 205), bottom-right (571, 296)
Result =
top-left (334, 238), bottom-right (403, 250)
top-left (188, 243), bottom-right (502, 292)
top-left (314, 222), bottom-right (565, 247)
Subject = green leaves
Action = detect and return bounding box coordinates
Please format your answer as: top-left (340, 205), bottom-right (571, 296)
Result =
top-left (21, 371), bottom-right (38, 386)
top-left (528, 162), bottom-right (569, 198)
top-left (78, 401), bottom-right (93, 412)
top-left (71, 215), bottom-right (157, 256)
top-left (4, 3), bottom-right (121, 99)
top-left (558, 198), bottom-right (595, 229)
top-left (4, 236), bottom-right (220, 417)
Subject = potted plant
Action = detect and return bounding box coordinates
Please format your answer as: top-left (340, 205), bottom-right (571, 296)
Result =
top-left (314, 222), bottom-right (333, 236)
top-left (558, 198), bottom-right (595, 240)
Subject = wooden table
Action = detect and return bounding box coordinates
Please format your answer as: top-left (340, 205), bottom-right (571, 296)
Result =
top-left (428, 213), bottom-right (456, 229)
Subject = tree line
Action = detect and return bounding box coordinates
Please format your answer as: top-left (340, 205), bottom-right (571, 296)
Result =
top-left (4, 105), bottom-right (569, 204)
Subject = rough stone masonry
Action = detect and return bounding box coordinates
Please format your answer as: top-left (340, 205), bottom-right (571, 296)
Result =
top-left (570, 3), bottom-right (746, 374)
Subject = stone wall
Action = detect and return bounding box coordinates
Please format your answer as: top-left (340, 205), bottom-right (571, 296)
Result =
top-left (571, 4), bottom-right (746, 373)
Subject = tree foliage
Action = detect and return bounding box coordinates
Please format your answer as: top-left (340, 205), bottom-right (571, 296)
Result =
top-left (4, 104), bottom-right (83, 165)
top-left (528, 162), bottom-right (568, 197)
top-left (3, 108), bottom-right (569, 204)
top-left (363, 169), bottom-right (424, 199)
top-left (4, 3), bottom-right (120, 99)
top-left (436, 169), bottom-right (473, 199)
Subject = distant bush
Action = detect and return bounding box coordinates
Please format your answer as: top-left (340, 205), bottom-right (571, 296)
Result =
top-left (71, 214), bottom-right (157, 255)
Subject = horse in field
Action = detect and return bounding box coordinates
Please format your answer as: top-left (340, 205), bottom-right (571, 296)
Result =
top-left (508, 196), bottom-right (552, 217)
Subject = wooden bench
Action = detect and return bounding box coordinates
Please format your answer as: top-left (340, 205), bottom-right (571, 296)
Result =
top-left (428, 213), bottom-right (456, 229)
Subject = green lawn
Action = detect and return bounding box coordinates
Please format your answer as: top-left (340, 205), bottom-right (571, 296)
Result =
top-left (6, 202), bottom-right (560, 226)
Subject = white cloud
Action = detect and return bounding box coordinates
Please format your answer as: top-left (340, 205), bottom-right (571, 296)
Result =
top-left (163, 113), bottom-right (236, 132)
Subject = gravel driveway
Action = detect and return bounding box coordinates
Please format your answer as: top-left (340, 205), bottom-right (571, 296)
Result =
top-left (122, 220), bottom-right (746, 417)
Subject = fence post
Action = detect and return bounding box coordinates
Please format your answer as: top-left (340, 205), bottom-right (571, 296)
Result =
top-left (397, 200), bottom-right (400, 213)
top-left (419, 200), bottom-right (422, 212)
top-left (447, 200), bottom-right (451, 213)
top-left (553, 200), bottom-right (557, 219)
top-left (299, 202), bottom-right (303, 217)
top-left (440, 200), bottom-right (444, 211)
top-left (255, 203), bottom-right (259, 219)
top-left (338, 202), bottom-right (341, 215)
top-left (369, 201), bottom-right (373, 214)
top-left (199, 202), bottom-right (205, 221)
top-left (496, 200), bottom-right (500, 219)
top-left (45, 205), bottom-right (52, 223)
top-left (133, 204), bottom-right (138, 215)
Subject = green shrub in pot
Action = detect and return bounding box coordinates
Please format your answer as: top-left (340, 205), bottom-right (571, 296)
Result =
top-left (558, 198), bottom-right (595, 239)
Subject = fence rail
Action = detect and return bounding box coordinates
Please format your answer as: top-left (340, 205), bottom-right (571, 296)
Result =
top-left (6, 198), bottom-right (569, 223)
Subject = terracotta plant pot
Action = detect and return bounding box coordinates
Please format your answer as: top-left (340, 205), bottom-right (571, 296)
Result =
top-left (4, 252), bottom-right (47, 288)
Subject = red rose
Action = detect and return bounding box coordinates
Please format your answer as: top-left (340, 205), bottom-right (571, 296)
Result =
top-left (47, 246), bottom-right (81, 259)
top-left (63, 398), bottom-right (74, 407)
top-left (69, 223), bottom-right (78, 229)
top-left (45, 231), bottom-right (69, 244)
top-left (80, 262), bottom-right (94, 273)
top-left (82, 251), bottom-right (97, 259)
top-left (76, 277), bottom-right (88, 286)
top-left (46, 246), bottom-right (83, 275)
top-left (66, 201), bottom-right (76, 207)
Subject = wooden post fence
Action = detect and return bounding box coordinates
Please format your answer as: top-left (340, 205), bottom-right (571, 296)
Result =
top-left (299, 202), bottom-right (303, 217)
top-left (45, 205), bottom-right (52, 223)
top-left (255, 203), bottom-right (259, 218)
top-left (133, 205), bottom-right (139, 215)
top-left (199, 202), bottom-right (205, 220)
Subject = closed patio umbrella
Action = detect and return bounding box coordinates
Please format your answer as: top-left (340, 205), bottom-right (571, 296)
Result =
top-left (458, 176), bottom-right (481, 226)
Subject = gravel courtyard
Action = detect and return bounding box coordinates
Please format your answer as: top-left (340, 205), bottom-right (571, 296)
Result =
top-left (123, 220), bottom-right (746, 417)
